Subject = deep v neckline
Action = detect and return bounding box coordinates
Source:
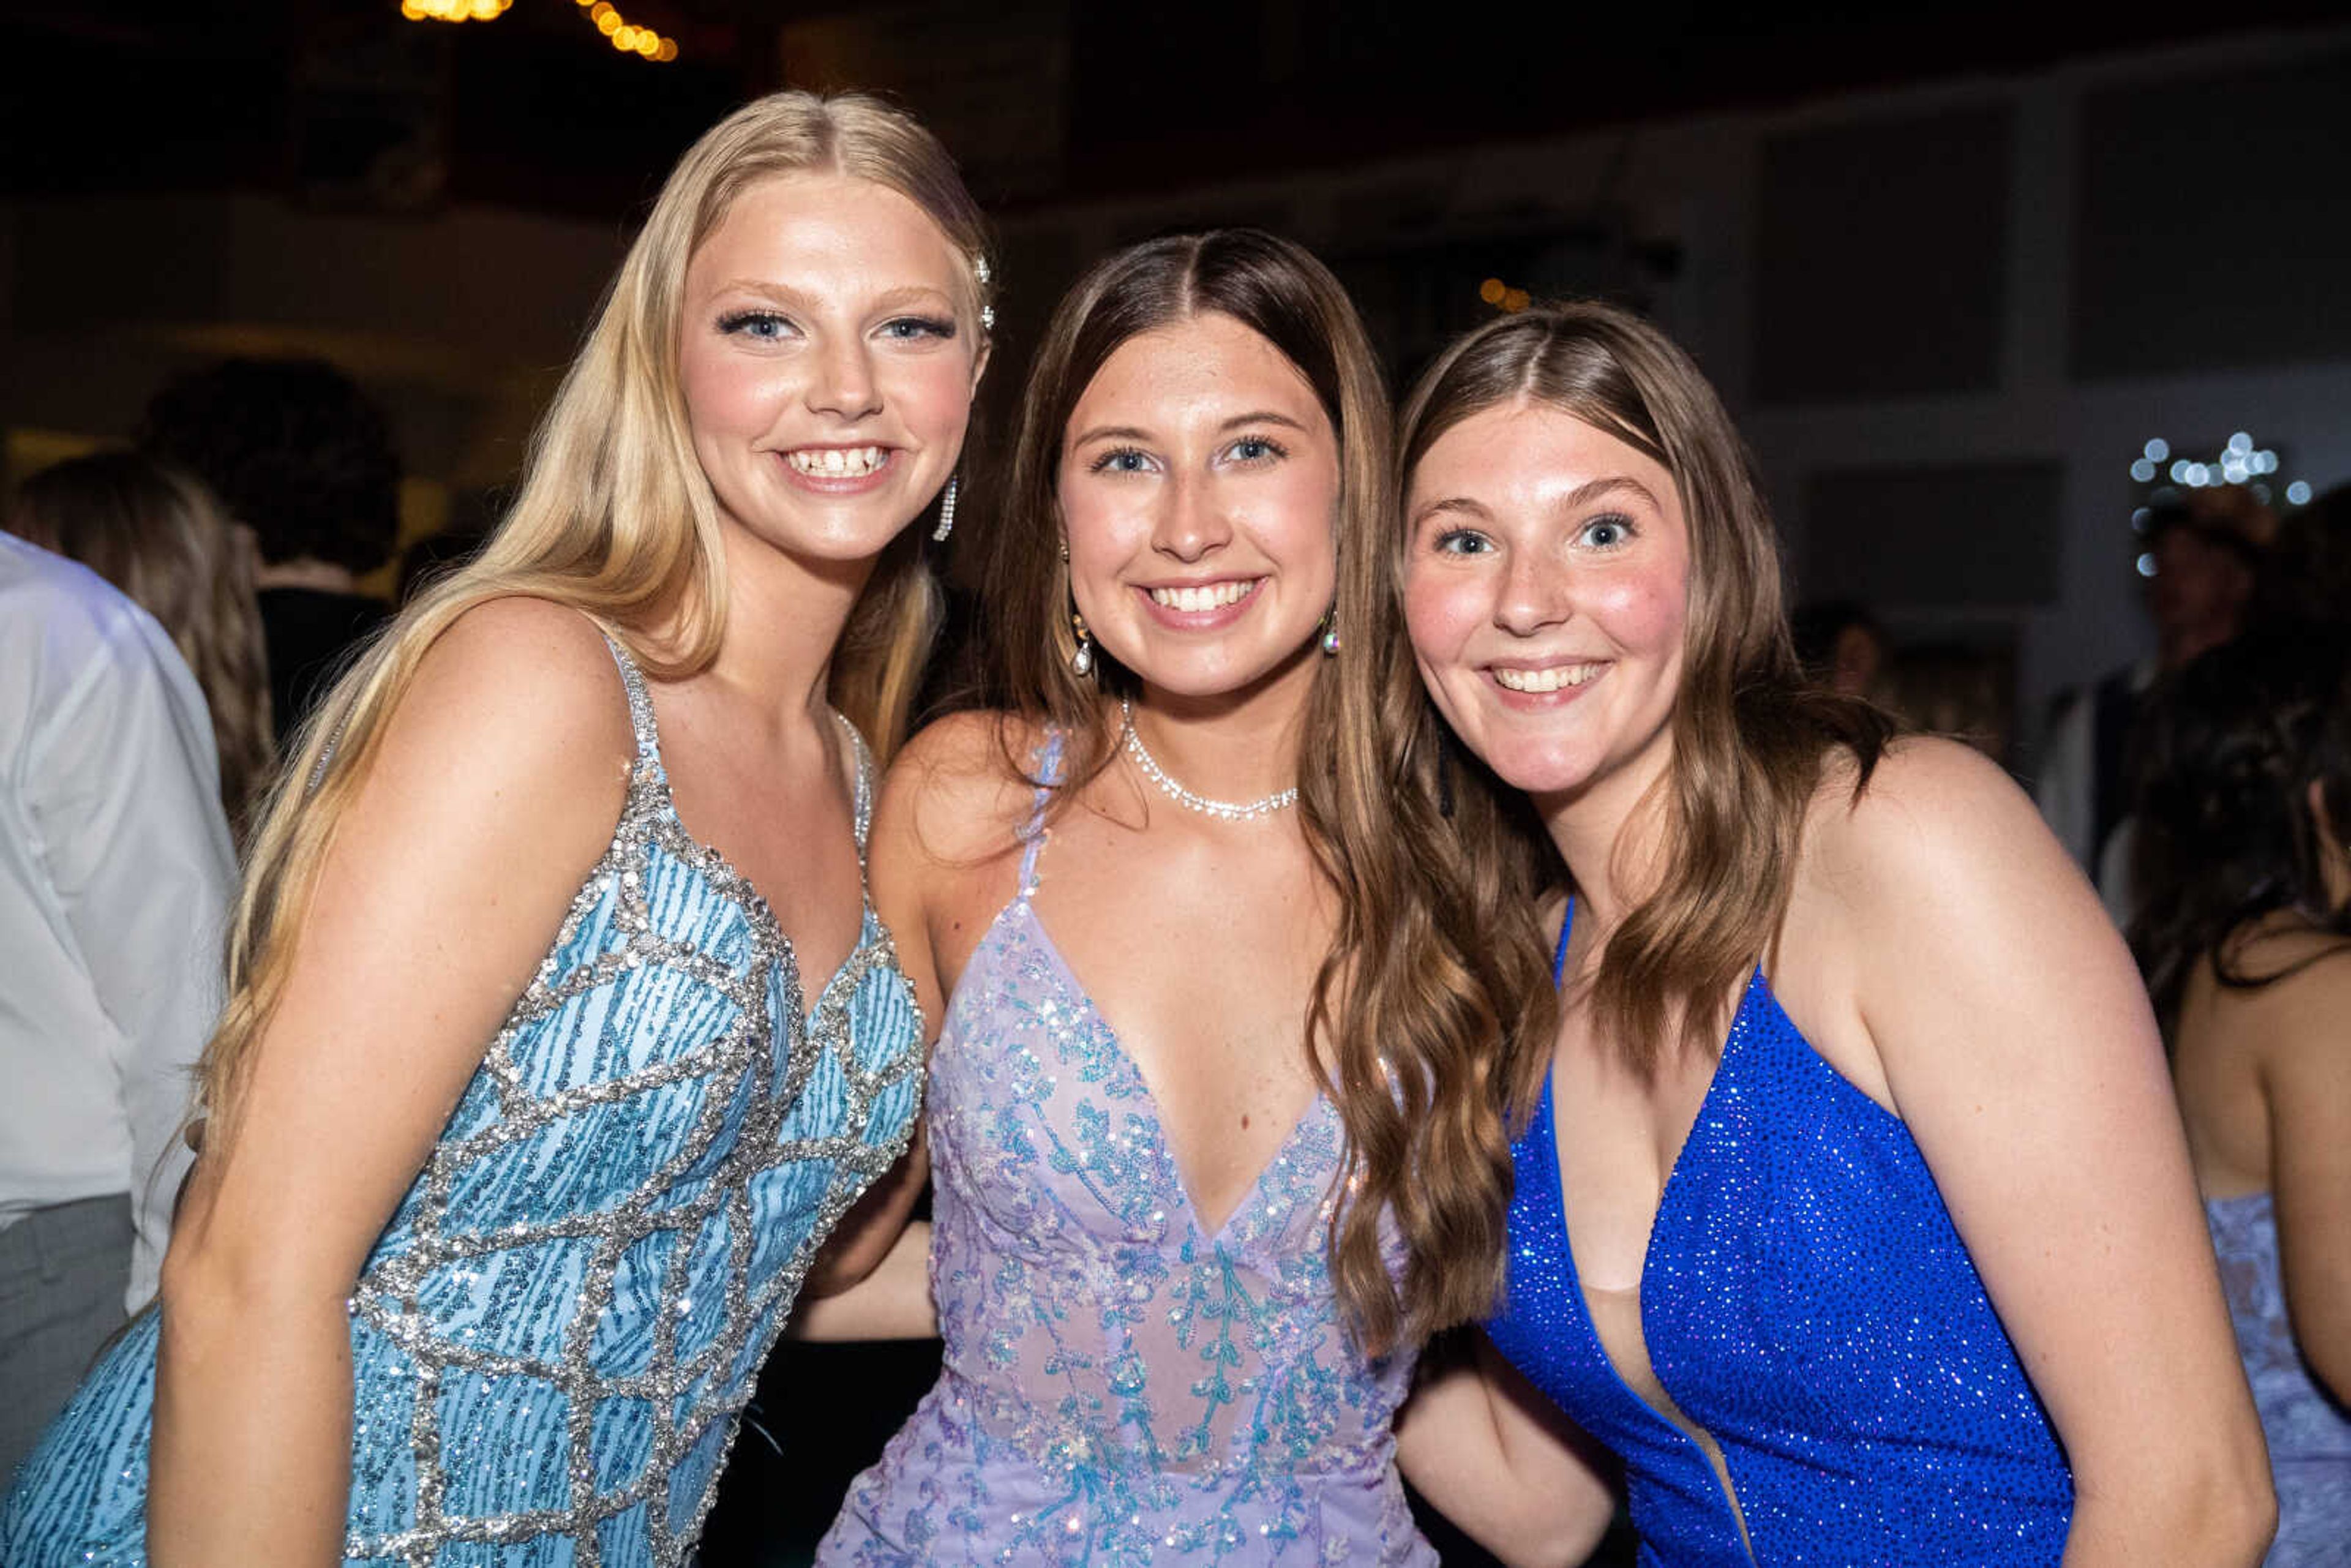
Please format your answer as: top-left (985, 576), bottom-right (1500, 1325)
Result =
top-left (1009, 896), bottom-right (1329, 1244)
top-left (1544, 906), bottom-right (1745, 1406)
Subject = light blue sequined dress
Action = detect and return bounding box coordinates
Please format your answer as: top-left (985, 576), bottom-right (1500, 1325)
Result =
top-left (2207, 1193), bottom-right (2351, 1566)
top-left (1, 634), bottom-right (924, 1566)
top-left (818, 734), bottom-right (1434, 1567)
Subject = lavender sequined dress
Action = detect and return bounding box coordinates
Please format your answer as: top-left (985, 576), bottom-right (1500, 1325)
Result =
top-left (1, 636), bottom-right (923, 1566)
top-left (818, 734), bottom-right (1434, 1567)
top-left (2207, 1193), bottom-right (2351, 1566)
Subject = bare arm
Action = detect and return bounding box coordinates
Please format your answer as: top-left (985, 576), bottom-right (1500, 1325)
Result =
top-left (149, 601), bottom-right (633, 1567)
top-left (2262, 953), bottom-right (2351, 1406)
top-left (793, 1220), bottom-right (937, 1340)
top-left (794, 710), bottom-right (1025, 1297)
top-left (1395, 1332), bottom-right (1618, 1568)
top-left (1826, 740), bottom-right (2273, 1567)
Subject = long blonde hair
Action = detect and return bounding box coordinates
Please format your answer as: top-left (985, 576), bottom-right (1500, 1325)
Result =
top-left (971, 231), bottom-right (1518, 1354)
top-left (198, 90), bottom-right (992, 1133)
top-left (11, 451), bottom-right (276, 840)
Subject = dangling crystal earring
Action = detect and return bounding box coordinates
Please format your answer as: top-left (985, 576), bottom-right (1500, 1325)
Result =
top-left (932, 473), bottom-right (959, 543)
top-left (1319, 607), bottom-right (1342, 656)
top-left (1071, 613), bottom-right (1095, 678)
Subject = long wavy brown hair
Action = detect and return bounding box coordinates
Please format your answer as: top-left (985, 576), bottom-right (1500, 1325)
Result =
top-left (1398, 302), bottom-right (1892, 1116)
top-left (968, 230), bottom-right (1518, 1354)
top-left (194, 90), bottom-right (991, 1140)
top-left (12, 450), bottom-right (276, 841)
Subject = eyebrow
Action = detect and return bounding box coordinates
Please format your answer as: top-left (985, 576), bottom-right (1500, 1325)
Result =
top-left (708, 280), bottom-right (956, 313)
top-left (1068, 410), bottom-right (1314, 449)
top-left (1410, 474), bottom-right (1662, 529)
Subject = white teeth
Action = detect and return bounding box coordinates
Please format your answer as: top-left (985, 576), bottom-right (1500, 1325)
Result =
top-left (1148, 580), bottom-right (1256, 612)
top-left (1492, 663), bottom-right (1603, 693)
top-left (786, 445), bottom-right (887, 478)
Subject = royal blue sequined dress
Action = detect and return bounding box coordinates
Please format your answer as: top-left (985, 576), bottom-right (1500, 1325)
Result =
top-left (1485, 910), bottom-right (2073, 1566)
top-left (1, 635), bottom-right (924, 1567)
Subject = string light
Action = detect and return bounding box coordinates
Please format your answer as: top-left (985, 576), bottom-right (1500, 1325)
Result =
top-left (400, 0), bottom-right (511, 21)
top-left (1478, 277), bottom-right (1532, 313)
top-left (577, 0), bottom-right (678, 61)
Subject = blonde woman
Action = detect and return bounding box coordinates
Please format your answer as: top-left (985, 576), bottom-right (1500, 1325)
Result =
top-left (10, 450), bottom-right (276, 841)
top-left (2, 91), bottom-right (988, 1567)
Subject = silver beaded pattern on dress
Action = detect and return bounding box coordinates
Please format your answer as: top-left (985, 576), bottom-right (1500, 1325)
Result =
top-left (337, 643), bottom-right (924, 1566)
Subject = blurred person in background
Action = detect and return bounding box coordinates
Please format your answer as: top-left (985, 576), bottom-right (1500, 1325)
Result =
top-left (2038, 487), bottom-right (2273, 922)
top-left (10, 450), bottom-right (277, 842)
top-left (2254, 481), bottom-right (2351, 632)
top-left (139, 356), bottom-right (402, 745)
top-left (2132, 628), bottom-right (2351, 1566)
top-left (0, 532), bottom-right (236, 1485)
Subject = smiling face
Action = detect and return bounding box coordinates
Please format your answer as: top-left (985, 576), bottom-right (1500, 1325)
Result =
top-left (1058, 310), bottom-right (1340, 702)
top-left (1403, 400), bottom-right (1692, 812)
top-left (677, 171), bottom-right (982, 569)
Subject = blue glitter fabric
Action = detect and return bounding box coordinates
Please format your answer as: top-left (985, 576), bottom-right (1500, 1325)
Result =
top-left (818, 732), bottom-right (1434, 1567)
top-left (1485, 909), bottom-right (2074, 1566)
top-left (1, 634), bottom-right (924, 1567)
top-left (2206, 1193), bottom-right (2351, 1566)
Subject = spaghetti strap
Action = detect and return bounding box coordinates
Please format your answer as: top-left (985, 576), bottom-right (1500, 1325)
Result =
top-left (1014, 729), bottom-right (1065, 898)
top-left (834, 712), bottom-right (877, 862)
top-left (598, 629), bottom-right (663, 770)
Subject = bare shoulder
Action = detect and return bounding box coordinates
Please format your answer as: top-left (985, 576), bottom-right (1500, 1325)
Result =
top-left (361, 597), bottom-right (635, 846)
top-left (1804, 736), bottom-right (2048, 902)
top-left (874, 708), bottom-right (1046, 873)
top-left (2232, 926), bottom-right (2351, 1075)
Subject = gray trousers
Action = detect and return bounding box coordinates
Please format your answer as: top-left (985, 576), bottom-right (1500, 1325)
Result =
top-left (0, 1195), bottom-right (132, 1490)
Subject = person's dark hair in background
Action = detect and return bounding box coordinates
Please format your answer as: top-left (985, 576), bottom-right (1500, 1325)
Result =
top-left (2129, 626), bottom-right (2351, 1558)
top-left (1791, 598), bottom-right (1887, 699)
top-left (138, 358), bottom-right (401, 744)
top-left (2141, 498), bottom-right (2265, 673)
top-left (2254, 481), bottom-right (2351, 632)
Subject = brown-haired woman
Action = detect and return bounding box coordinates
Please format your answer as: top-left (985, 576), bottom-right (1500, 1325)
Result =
top-left (11, 450), bottom-right (276, 841)
top-left (1387, 302), bottom-right (2273, 1566)
top-left (803, 230), bottom-right (1510, 1564)
top-left (2, 90), bottom-right (986, 1566)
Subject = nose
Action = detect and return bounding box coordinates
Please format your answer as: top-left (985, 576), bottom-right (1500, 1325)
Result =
top-left (1494, 547), bottom-right (1572, 636)
top-left (806, 332), bottom-right (882, 421)
top-left (1150, 471), bottom-right (1232, 563)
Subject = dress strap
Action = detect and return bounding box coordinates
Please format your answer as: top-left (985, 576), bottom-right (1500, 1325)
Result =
top-left (834, 711), bottom-right (877, 862)
top-left (598, 630), bottom-right (663, 769)
top-left (1014, 729), bottom-right (1065, 898)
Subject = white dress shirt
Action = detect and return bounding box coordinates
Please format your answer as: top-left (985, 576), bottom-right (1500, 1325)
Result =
top-left (1, 534), bottom-right (236, 1310)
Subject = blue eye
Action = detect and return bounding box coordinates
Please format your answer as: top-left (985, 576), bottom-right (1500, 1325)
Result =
top-left (1433, 528), bottom-right (1492, 557)
top-left (1580, 514), bottom-right (1633, 549)
top-left (880, 315), bottom-right (956, 341)
top-left (718, 310), bottom-right (792, 340)
top-left (1091, 447), bottom-right (1155, 475)
top-left (1224, 435), bottom-right (1286, 464)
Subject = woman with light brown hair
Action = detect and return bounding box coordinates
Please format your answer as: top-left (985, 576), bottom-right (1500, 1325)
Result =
top-left (804, 229), bottom-right (1516, 1564)
top-left (1386, 302), bottom-right (2274, 1566)
top-left (10, 450), bottom-right (275, 841)
top-left (3, 89), bottom-right (988, 1566)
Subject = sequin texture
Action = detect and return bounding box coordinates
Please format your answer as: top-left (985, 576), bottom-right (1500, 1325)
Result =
top-left (818, 733), bottom-right (1433, 1567)
top-left (2205, 1193), bottom-right (2351, 1565)
top-left (1485, 915), bottom-right (2073, 1566)
top-left (1, 636), bottom-right (924, 1566)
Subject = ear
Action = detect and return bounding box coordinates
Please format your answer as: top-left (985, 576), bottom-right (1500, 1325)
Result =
top-left (970, 337), bottom-right (992, 393)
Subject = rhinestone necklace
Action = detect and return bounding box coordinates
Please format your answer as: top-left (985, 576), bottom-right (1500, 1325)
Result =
top-left (1119, 699), bottom-right (1299, 822)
